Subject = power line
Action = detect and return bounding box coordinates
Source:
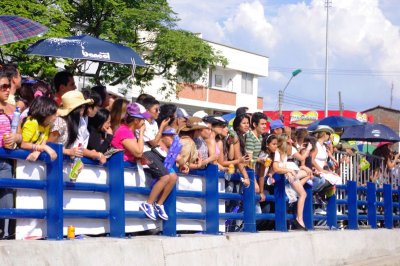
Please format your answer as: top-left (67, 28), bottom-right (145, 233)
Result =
top-left (269, 67), bottom-right (400, 77)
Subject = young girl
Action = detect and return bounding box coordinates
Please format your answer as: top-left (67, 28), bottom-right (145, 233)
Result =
top-left (272, 134), bottom-right (308, 230)
top-left (111, 103), bottom-right (176, 221)
top-left (48, 90), bottom-right (106, 164)
top-left (258, 133), bottom-right (278, 202)
top-left (87, 108), bottom-right (113, 153)
top-left (20, 97), bottom-right (58, 161)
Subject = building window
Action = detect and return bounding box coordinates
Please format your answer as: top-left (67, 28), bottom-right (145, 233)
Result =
top-left (214, 74), bottom-right (223, 88)
top-left (241, 72), bottom-right (253, 94)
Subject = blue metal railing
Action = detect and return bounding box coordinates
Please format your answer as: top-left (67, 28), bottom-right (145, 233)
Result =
top-left (0, 143), bottom-right (399, 240)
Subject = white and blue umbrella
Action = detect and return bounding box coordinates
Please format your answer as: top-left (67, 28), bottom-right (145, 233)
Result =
top-left (24, 34), bottom-right (146, 66)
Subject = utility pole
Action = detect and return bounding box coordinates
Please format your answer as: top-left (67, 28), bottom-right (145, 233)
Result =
top-left (338, 91), bottom-right (343, 116)
top-left (278, 90), bottom-right (283, 118)
top-left (390, 82), bottom-right (394, 108)
top-left (324, 0), bottom-right (332, 118)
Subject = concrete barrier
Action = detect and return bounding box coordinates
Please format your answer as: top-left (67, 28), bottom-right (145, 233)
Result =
top-left (1, 229), bottom-right (399, 265)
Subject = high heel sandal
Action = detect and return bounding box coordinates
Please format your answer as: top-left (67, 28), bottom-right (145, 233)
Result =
top-left (293, 219), bottom-right (308, 231)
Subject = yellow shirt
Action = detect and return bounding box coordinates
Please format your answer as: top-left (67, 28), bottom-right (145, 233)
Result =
top-left (22, 117), bottom-right (50, 144)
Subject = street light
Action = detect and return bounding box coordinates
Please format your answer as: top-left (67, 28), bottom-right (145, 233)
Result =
top-left (278, 68), bottom-right (302, 117)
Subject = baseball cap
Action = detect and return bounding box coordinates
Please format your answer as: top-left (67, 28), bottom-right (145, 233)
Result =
top-left (270, 119), bottom-right (285, 130)
top-left (193, 110), bottom-right (208, 119)
top-left (126, 102), bottom-right (151, 119)
top-left (176, 108), bottom-right (189, 119)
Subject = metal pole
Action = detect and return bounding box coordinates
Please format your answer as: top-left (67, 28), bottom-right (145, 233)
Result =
top-left (324, 0), bottom-right (331, 117)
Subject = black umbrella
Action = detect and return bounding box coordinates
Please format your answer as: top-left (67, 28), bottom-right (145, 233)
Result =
top-left (341, 123), bottom-right (400, 143)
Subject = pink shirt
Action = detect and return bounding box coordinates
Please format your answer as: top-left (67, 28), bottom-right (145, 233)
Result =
top-left (0, 113), bottom-right (11, 148)
top-left (111, 124), bottom-right (136, 162)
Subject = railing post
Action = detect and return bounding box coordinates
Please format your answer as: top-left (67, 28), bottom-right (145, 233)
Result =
top-left (46, 143), bottom-right (64, 240)
top-left (367, 182), bottom-right (377, 229)
top-left (274, 174), bottom-right (287, 232)
top-left (205, 164), bottom-right (219, 234)
top-left (162, 179), bottom-right (176, 236)
top-left (304, 183), bottom-right (314, 230)
top-left (243, 169), bottom-right (256, 232)
top-left (347, 181), bottom-right (358, 230)
top-left (108, 152), bottom-right (125, 237)
top-left (327, 186), bottom-right (337, 228)
top-left (383, 184), bottom-right (393, 229)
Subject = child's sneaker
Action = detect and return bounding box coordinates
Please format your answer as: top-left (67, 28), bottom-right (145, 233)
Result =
top-left (153, 203), bottom-right (169, 220)
top-left (139, 202), bottom-right (157, 220)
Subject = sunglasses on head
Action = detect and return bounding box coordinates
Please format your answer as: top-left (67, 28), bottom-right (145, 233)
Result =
top-left (0, 83), bottom-right (11, 91)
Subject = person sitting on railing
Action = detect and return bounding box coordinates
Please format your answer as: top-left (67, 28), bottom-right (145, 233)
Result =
top-left (310, 125), bottom-right (342, 186)
top-left (272, 134), bottom-right (308, 231)
top-left (87, 108), bottom-right (113, 154)
top-left (179, 117), bottom-right (210, 170)
top-left (48, 90), bottom-right (107, 164)
top-left (110, 98), bottom-right (128, 132)
top-left (0, 70), bottom-right (21, 239)
top-left (20, 97), bottom-right (58, 161)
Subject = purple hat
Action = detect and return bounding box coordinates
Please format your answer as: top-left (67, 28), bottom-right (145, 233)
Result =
top-left (270, 119), bottom-right (285, 130)
top-left (126, 103), bottom-right (151, 119)
top-left (162, 128), bottom-right (177, 135)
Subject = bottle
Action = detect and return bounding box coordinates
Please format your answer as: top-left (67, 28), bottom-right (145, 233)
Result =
top-left (228, 164), bottom-right (235, 174)
top-left (69, 144), bottom-right (83, 182)
top-left (11, 107), bottom-right (21, 134)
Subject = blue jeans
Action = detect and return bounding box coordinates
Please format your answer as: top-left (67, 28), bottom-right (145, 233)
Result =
top-left (0, 159), bottom-right (13, 238)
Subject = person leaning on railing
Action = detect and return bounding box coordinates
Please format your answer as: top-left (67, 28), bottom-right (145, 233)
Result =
top-left (48, 90), bottom-right (106, 164)
top-left (371, 142), bottom-right (400, 184)
top-left (0, 69), bottom-right (22, 239)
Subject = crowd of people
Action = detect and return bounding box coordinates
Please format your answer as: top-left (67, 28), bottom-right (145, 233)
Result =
top-left (0, 64), bottom-right (394, 239)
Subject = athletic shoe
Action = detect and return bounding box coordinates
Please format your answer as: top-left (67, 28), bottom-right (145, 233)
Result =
top-left (153, 203), bottom-right (169, 220)
top-left (139, 202), bottom-right (157, 220)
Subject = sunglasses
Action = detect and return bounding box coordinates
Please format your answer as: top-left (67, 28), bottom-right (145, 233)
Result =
top-left (0, 83), bottom-right (11, 91)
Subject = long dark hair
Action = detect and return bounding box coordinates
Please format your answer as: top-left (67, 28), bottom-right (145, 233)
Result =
top-left (233, 114), bottom-right (250, 155)
top-left (27, 97), bottom-right (58, 125)
top-left (89, 108), bottom-right (110, 132)
top-left (65, 107), bottom-right (82, 147)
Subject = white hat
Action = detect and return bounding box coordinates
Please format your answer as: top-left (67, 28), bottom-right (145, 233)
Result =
top-left (106, 86), bottom-right (124, 98)
top-left (193, 110), bottom-right (208, 119)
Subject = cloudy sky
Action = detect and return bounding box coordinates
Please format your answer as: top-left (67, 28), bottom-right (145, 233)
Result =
top-left (168, 0), bottom-right (400, 112)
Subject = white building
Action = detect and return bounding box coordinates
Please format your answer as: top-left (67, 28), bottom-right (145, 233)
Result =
top-left (78, 37), bottom-right (269, 115)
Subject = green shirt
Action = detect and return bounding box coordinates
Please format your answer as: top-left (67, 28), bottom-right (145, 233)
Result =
top-left (245, 130), bottom-right (262, 157)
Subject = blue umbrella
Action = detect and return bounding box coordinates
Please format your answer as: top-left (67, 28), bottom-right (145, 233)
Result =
top-left (0, 16), bottom-right (48, 45)
top-left (307, 116), bottom-right (363, 131)
top-left (24, 35), bottom-right (145, 66)
top-left (341, 123), bottom-right (400, 143)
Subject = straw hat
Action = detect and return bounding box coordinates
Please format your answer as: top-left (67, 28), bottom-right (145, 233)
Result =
top-left (58, 90), bottom-right (94, 116)
top-left (180, 117), bottom-right (209, 131)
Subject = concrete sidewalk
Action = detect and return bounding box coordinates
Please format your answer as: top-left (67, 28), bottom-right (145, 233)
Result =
top-left (0, 229), bottom-right (399, 266)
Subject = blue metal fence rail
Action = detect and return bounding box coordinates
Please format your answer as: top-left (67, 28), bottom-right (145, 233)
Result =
top-left (0, 144), bottom-right (399, 240)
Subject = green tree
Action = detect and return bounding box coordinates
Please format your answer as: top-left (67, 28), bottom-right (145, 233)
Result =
top-left (0, 0), bottom-right (227, 97)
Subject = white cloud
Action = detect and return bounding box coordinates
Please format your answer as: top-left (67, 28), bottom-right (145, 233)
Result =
top-left (168, 0), bottom-right (400, 111)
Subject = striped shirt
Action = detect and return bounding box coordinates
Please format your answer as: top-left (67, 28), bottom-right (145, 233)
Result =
top-left (245, 130), bottom-right (262, 157)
